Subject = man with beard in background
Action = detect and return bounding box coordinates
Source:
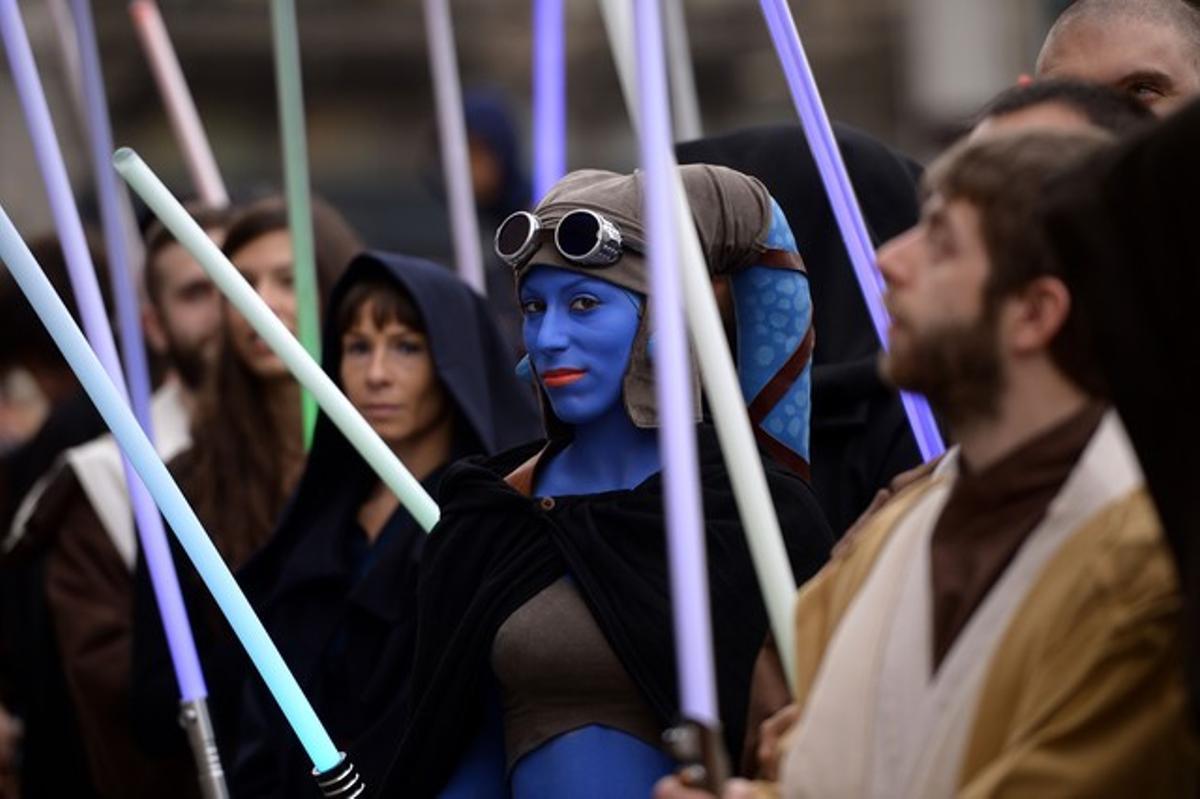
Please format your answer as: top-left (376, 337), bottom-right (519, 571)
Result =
top-left (3, 208), bottom-right (228, 798)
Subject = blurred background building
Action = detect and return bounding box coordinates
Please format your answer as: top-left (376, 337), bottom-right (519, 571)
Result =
top-left (1, 0), bottom-right (1071, 262)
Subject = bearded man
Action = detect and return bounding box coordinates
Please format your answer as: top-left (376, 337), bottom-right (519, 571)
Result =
top-left (657, 128), bottom-right (1195, 799)
top-left (6, 209), bottom-right (227, 798)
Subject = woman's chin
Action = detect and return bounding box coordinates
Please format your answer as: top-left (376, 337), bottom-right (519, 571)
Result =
top-left (547, 402), bottom-right (606, 427)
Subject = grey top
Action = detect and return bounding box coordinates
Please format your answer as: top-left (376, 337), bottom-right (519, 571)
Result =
top-left (491, 576), bottom-right (663, 769)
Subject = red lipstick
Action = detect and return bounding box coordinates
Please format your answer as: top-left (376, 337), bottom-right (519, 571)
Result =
top-left (542, 368), bottom-right (586, 388)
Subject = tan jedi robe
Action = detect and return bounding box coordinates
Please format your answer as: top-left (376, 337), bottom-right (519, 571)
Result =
top-left (754, 413), bottom-right (1195, 798)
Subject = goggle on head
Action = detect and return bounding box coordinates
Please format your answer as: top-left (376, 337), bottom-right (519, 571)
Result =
top-left (493, 209), bottom-right (643, 273)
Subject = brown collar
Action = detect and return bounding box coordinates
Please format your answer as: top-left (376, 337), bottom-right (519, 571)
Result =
top-left (504, 446), bottom-right (551, 497)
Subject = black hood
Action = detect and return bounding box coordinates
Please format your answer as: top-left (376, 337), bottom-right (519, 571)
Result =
top-left (316, 250), bottom-right (539, 457)
top-left (241, 251), bottom-right (540, 592)
top-left (677, 124), bottom-right (927, 533)
top-left (677, 122), bottom-right (922, 367)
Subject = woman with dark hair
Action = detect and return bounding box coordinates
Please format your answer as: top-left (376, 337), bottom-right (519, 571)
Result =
top-left (129, 195), bottom-right (361, 775)
top-left (379, 166), bottom-right (833, 798)
top-left (229, 250), bottom-right (539, 796)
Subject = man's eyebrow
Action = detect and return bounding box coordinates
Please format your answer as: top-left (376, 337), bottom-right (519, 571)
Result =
top-left (1117, 68), bottom-right (1175, 87)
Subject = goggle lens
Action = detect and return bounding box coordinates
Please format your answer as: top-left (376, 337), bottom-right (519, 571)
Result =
top-left (555, 210), bottom-right (603, 260)
top-left (496, 212), bottom-right (537, 260)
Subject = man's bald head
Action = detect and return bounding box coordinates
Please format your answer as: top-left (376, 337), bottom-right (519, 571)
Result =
top-left (1037, 0), bottom-right (1200, 115)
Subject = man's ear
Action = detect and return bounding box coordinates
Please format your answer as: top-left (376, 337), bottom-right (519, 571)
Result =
top-left (1011, 276), bottom-right (1072, 354)
top-left (142, 303), bottom-right (168, 356)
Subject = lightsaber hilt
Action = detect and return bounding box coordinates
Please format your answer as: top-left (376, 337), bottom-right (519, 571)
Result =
top-left (178, 698), bottom-right (229, 799)
top-left (663, 718), bottom-right (730, 793)
top-left (313, 752), bottom-right (365, 798)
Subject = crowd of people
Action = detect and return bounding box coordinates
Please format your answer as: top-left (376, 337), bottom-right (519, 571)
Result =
top-left (2, 0), bottom-right (1200, 796)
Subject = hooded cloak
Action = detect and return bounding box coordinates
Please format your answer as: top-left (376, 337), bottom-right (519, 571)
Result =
top-left (230, 251), bottom-right (540, 795)
top-left (677, 123), bottom-right (926, 533)
top-left (378, 428), bottom-right (833, 796)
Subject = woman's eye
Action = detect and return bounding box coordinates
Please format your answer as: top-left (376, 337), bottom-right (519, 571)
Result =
top-left (396, 340), bottom-right (424, 355)
top-left (570, 295), bottom-right (600, 312)
top-left (343, 340), bottom-right (370, 356)
top-left (521, 299), bottom-right (545, 316)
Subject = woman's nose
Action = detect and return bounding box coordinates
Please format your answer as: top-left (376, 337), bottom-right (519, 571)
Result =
top-left (366, 349), bottom-right (391, 385)
top-left (534, 308), bottom-right (570, 353)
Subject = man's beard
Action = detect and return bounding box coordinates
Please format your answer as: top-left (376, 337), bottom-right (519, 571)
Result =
top-left (881, 308), bottom-right (1005, 429)
top-left (165, 333), bottom-right (214, 391)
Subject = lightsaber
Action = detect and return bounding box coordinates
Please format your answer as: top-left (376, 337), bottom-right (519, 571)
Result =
top-left (421, 0), bottom-right (486, 294)
top-left (757, 0), bottom-right (945, 461)
top-left (72, 0), bottom-right (156, 506)
top-left (634, 0), bottom-right (718, 731)
top-left (51, 0), bottom-right (149, 281)
top-left (268, 0), bottom-right (321, 443)
top-left (662, 0), bottom-right (702, 141)
top-left (115, 149), bottom-right (442, 534)
top-left (600, 0), bottom-right (800, 689)
top-left (634, 2), bottom-right (732, 786)
top-left (44, 0), bottom-right (88, 133)
top-left (2, 0), bottom-right (211, 738)
top-left (532, 0), bottom-right (566, 200)
top-left (51, 0), bottom-right (145, 280)
top-left (67, 1), bottom-right (225, 794)
top-left (0, 204), bottom-right (362, 797)
top-left (128, 0), bottom-right (228, 208)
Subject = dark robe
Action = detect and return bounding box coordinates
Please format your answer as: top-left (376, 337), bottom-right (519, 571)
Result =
top-left (0, 391), bottom-right (104, 536)
top-left (230, 251), bottom-right (540, 796)
top-left (677, 124), bottom-right (926, 533)
top-left (0, 482), bottom-right (98, 799)
top-left (0, 393), bottom-right (106, 799)
top-left (1041, 98), bottom-right (1200, 724)
top-left (379, 427), bottom-right (834, 797)
top-left (33, 466), bottom-right (196, 798)
top-left (128, 448), bottom-right (258, 770)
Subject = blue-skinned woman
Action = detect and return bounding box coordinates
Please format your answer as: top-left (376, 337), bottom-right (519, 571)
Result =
top-left (379, 166), bottom-right (834, 798)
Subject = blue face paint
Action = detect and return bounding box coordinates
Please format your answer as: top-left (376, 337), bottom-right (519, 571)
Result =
top-left (520, 266), bottom-right (643, 426)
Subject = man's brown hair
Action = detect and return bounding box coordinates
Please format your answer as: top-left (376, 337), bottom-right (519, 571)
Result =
top-left (143, 204), bottom-right (232, 306)
top-left (923, 129), bottom-right (1114, 396)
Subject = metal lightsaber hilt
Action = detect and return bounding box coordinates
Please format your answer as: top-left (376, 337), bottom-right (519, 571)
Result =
top-left (663, 718), bottom-right (731, 793)
top-left (313, 752), bottom-right (365, 798)
top-left (178, 697), bottom-right (229, 799)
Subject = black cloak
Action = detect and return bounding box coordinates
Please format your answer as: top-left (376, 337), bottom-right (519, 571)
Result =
top-left (378, 427), bottom-right (833, 796)
top-left (677, 124), bottom-right (926, 533)
top-left (229, 251), bottom-right (540, 796)
top-left (1040, 99), bottom-right (1200, 724)
top-left (0, 395), bottom-right (106, 799)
